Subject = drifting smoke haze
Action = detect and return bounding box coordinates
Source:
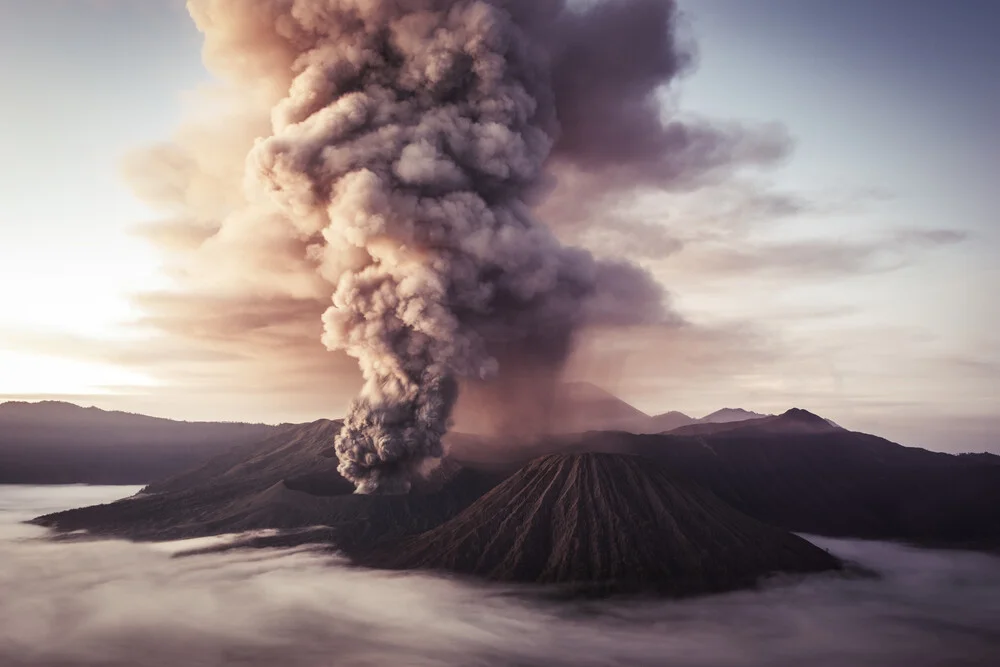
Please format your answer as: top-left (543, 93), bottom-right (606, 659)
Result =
top-left (3, 486), bottom-right (999, 667)
top-left (124, 0), bottom-right (791, 493)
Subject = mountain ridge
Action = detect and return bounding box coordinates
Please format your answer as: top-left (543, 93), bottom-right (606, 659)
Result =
top-left (0, 400), bottom-right (277, 427)
top-left (668, 408), bottom-right (840, 436)
top-left (31, 412), bottom-right (1000, 552)
top-left (0, 400), bottom-right (282, 484)
top-left (697, 407), bottom-right (771, 424)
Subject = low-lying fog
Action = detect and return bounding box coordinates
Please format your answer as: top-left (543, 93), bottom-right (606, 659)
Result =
top-left (1, 486), bottom-right (997, 667)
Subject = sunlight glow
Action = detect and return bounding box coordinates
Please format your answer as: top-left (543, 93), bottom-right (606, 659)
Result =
top-left (0, 351), bottom-right (157, 396)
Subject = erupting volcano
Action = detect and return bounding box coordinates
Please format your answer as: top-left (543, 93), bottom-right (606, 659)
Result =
top-left (177, 0), bottom-right (714, 494)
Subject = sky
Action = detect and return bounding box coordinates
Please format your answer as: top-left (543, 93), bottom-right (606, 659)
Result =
top-left (0, 0), bottom-right (997, 452)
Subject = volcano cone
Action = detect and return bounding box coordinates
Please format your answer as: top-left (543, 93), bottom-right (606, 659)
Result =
top-left (360, 453), bottom-right (841, 596)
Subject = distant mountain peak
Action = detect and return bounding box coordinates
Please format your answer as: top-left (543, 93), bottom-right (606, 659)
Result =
top-left (454, 381), bottom-right (649, 436)
top-left (698, 408), bottom-right (770, 424)
top-left (635, 410), bottom-right (695, 434)
top-left (0, 401), bottom-right (282, 484)
top-left (780, 408), bottom-right (827, 422)
top-left (561, 380), bottom-right (613, 393)
top-left (0, 400), bottom-right (91, 416)
top-left (777, 408), bottom-right (845, 430)
top-left (1, 399), bottom-right (77, 408)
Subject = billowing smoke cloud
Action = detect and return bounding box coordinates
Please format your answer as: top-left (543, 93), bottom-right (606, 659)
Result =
top-left (168, 0), bottom-right (682, 494)
top-left (124, 0), bottom-right (792, 493)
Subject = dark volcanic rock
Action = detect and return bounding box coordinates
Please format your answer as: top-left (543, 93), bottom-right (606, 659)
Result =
top-left (142, 419), bottom-right (346, 496)
top-left (31, 408), bottom-right (1000, 556)
top-left (357, 453), bottom-right (841, 596)
top-left (623, 420), bottom-right (1000, 551)
top-left (32, 420), bottom-right (504, 546)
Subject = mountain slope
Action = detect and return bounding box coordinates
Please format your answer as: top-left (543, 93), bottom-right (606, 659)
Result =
top-left (623, 406), bottom-right (770, 436)
top-left (141, 419), bottom-right (344, 495)
top-left (669, 408), bottom-right (840, 436)
top-left (29, 406), bottom-right (1000, 552)
top-left (359, 453), bottom-right (841, 596)
top-left (624, 411), bottom-right (1000, 550)
top-left (32, 419), bottom-right (504, 545)
top-left (0, 401), bottom-right (279, 484)
top-left (551, 382), bottom-right (650, 431)
top-left (633, 410), bottom-right (695, 434)
top-left (697, 408), bottom-right (770, 424)
top-left (453, 381), bottom-right (650, 435)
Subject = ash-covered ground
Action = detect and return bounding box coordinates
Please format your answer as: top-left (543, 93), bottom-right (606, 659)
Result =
top-left (2, 486), bottom-right (998, 667)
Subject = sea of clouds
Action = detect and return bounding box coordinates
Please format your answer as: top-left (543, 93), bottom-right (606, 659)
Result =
top-left (1, 485), bottom-right (997, 667)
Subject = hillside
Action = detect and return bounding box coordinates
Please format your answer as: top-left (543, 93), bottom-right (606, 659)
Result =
top-left (631, 410), bottom-right (695, 434)
top-left (32, 419), bottom-right (504, 545)
top-left (0, 401), bottom-right (280, 484)
top-left (698, 408), bottom-right (771, 424)
top-left (29, 407), bottom-right (1000, 552)
top-left (620, 406), bottom-right (772, 435)
top-left (551, 382), bottom-right (650, 431)
top-left (626, 410), bottom-right (1000, 550)
top-left (668, 407), bottom-right (839, 436)
top-left (446, 409), bottom-right (1000, 550)
top-left (357, 453), bottom-right (841, 596)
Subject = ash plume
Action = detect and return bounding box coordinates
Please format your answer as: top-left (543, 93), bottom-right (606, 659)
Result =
top-left (129, 0), bottom-right (784, 493)
top-left (180, 0), bottom-right (673, 494)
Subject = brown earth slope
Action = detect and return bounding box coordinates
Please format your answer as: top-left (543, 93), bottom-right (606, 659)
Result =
top-left (32, 420), bottom-right (504, 546)
top-left (358, 453), bottom-right (841, 596)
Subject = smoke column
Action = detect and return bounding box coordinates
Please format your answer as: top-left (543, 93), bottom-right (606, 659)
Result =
top-left (185, 0), bottom-right (677, 494)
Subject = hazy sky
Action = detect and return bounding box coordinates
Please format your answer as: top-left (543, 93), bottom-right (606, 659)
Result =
top-left (0, 0), bottom-right (997, 452)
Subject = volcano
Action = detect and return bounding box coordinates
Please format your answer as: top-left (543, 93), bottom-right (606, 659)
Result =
top-left (31, 420), bottom-right (504, 546)
top-left (357, 453), bottom-right (841, 596)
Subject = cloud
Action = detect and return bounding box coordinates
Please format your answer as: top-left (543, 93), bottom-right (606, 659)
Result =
top-left (671, 227), bottom-right (968, 279)
top-left (1, 487), bottom-right (999, 667)
top-left (11, 1), bottom-right (971, 448)
top-left (564, 319), bottom-right (782, 411)
top-left (98, 0), bottom-right (807, 434)
top-left (546, 176), bottom-right (820, 267)
top-left (132, 219), bottom-right (217, 252)
top-left (0, 314), bottom-right (771, 428)
top-left (533, 0), bottom-right (793, 195)
top-left (895, 228), bottom-right (970, 246)
top-left (0, 322), bottom-right (361, 423)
